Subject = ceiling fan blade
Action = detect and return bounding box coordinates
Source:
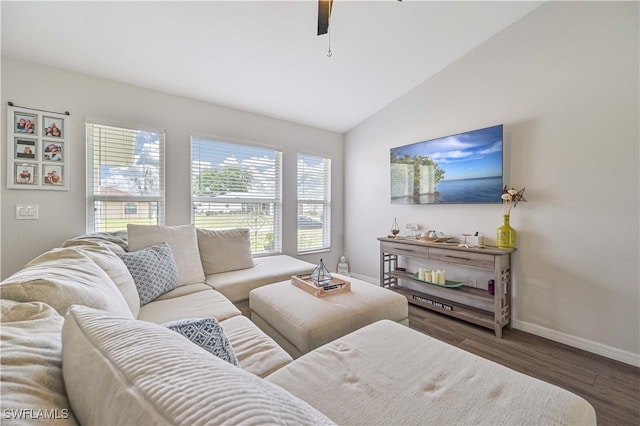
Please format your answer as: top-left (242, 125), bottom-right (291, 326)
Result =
top-left (317, 0), bottom-right (333, 36)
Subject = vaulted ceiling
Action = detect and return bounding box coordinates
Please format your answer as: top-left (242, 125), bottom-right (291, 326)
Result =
top-left (1, 1), bottom-right (543, 133)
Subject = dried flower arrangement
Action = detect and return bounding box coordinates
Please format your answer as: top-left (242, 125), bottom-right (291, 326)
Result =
top-left (501, 186), bottom-right (527, 216)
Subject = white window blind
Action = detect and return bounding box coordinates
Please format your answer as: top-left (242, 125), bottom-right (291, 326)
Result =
top-left (86, 123), bottom-right (165, 233)
top-left (191, 137), bottom-right (282, 255)
top-left (297, 153), bottom-right (331, 253)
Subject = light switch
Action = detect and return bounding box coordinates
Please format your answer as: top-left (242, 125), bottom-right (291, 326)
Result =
top-left (16, 204), bottom-right (38, 220)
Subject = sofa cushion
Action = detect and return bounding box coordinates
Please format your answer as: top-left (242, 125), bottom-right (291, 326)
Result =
top-left (137, 288), bottom-right (241, 324)
top-left (205, 255), bottom-right (314, 303)
top-left (61, 305), bottom-right (335, 426)
top-left (0, 247), bottom-right (132, 318)
top-left (163, 317), bottom-right (239, 366)
top-left (267, 320), bottom-right (597, 426)
top-left (0, 300), bottom-right (78, 425)
top-left (221, 314), bottom-right (293, 378)
top-left (197, 228), bottom-right (254, 275)
top-left (73, 245), bottom-right (140, 317)
top-left (127, 224), bottom-right (205, 286)
top-left (152, 283), bottom-right (211, 301)
top-left (118, 242), bottom-right (178, 306)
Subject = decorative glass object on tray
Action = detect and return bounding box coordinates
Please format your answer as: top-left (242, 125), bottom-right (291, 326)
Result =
top-left (311, 258), bottom-right (332, 287)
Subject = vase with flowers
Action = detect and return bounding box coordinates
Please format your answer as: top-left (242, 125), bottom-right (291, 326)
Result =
top-left (497, 186), bottom-right (527, 248)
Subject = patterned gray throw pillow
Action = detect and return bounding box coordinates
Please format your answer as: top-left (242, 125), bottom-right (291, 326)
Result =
top-left (118, 242), bottom-right (178, 306)
top-left (163, 317), bottom-right (239, 366)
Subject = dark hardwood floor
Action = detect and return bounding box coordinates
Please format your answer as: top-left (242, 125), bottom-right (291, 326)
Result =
top-left (407, 305), bottom-right (640, 426)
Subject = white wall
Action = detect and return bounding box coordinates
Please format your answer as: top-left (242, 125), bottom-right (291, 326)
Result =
top-left (344, 2), bottom-right (639, 365)
top-left (1, 57), bottom-right (344, 279)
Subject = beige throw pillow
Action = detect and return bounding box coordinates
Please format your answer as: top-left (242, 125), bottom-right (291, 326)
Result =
top-left (197, 228), bottom-right (254, 275)
top-left (127, 224), bottom-right (205, 286)
top-left (62, 305), bottom-right (335, 426)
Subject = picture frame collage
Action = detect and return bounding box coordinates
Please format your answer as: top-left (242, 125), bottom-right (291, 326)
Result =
top-left (7, 105), bottom-right (70, 190)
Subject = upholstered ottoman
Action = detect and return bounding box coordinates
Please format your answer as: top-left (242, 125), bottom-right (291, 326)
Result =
top-left (267, 320), bottom-right (597, 425)
top-left (249, 274), bottom-right (408, 358)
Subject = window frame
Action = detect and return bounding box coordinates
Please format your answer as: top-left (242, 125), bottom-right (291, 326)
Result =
top-left (86, 121), bottom-right (166, 233)
top-left (191, 135), bottom-right (283, 256)
top-left (297, 152), bottom-right (332, 254)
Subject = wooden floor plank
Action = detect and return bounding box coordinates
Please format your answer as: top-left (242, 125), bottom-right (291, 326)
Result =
top-left (407, 305), bottom-right (640, 426)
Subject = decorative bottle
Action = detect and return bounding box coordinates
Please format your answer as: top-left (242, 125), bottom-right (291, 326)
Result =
top-left (496, 215), bottom-right (516, 248)
top-left (390, 218), bottom-right (400, 237)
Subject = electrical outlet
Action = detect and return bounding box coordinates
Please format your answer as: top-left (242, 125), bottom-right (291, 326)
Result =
top-left (468, 279), bottom-right (477, 288)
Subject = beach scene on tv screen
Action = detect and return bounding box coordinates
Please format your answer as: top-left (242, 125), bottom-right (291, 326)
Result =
top-left (390, 125), bottom-right (503, 204)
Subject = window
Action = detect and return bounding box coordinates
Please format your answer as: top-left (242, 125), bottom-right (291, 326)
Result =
top-left (86, 123), bottom-right (165, 233)
top-left (124, 203), bottom-right (138, 215)
top-left (191, 137), bottom-right (282, 255)
top-left (297, 153), bottom-right (331, 253)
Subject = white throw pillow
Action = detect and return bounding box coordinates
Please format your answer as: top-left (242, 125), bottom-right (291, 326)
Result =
top-left (127, 224), bottom-right (205, 286)
top-left (62, 305), bottom-right (335, 426)
top-left (197, 228), bottom-right (255, 275)
top-left (0, 247), bottom-right (132, 318)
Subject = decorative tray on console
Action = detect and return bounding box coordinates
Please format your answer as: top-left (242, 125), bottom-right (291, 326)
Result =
top-left (410, 273), bottom-right (463, 288)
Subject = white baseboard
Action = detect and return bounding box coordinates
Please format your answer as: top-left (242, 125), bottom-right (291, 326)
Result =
top-left (352, 273), bottom-right (640, 367)
top-left (350, 273), bottom-right (378, 284)
top-left (512, 319), bottom-right (640, 368)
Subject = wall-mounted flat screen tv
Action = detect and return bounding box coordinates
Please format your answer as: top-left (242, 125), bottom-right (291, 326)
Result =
top-left (390, 124), bottom-right (503, 204)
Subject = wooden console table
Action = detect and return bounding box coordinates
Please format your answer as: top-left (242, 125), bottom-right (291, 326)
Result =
top-left (378, 237), bottom-right (516, 337)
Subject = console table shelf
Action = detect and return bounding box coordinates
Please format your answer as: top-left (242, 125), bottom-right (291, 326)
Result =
top-left (378, 237), bottom-right (516, 337)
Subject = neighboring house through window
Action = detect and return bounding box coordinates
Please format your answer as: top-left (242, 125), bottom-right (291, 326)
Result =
top-left (297, 153), bottom-right (331, 254)
top-left (191, 137), bottom-right (282, 255)
top-left (86, 123), bottom-right (165, 232)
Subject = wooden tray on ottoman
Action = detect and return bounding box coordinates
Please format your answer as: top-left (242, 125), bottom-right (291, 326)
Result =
top-left (291, 274), bottom-right (351, 298)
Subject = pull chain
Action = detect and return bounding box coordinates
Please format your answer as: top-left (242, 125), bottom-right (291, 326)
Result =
top-left (327, 11), bottom-right (332, 57)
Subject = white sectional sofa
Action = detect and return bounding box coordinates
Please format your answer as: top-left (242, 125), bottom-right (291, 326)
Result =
top-left (0, 224), bottom-right (597, 425)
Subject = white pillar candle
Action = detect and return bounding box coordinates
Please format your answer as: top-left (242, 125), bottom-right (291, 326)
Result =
top-left (440, 270), bottom-right (446, 284)
top-left (418, 268), bottom-right (426, 281)
top-left (425, 270), bottom-right (433, 282)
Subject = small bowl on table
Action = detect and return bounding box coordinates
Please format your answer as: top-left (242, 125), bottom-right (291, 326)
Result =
top-left (419, 236), bottom-right (450, 243)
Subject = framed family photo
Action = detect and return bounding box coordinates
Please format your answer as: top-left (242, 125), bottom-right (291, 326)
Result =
top-left (43, 165), bottom-right (64, 186)
top-left (43, 116), bottom-right (63, 138)
top-left (7, 104), bottom-right (70, 190)
top-left (15, 138), bottom-right (36, 159)
top-left (43, 141), bottom-right (63, 161)
top-left (14, 112), bottom-right (37, 135)
top-left (14, 164), bottom-right (36, 185)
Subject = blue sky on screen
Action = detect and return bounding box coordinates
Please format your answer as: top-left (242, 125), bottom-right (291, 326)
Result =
top-left (391, 125), bottom-right (503, 181)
